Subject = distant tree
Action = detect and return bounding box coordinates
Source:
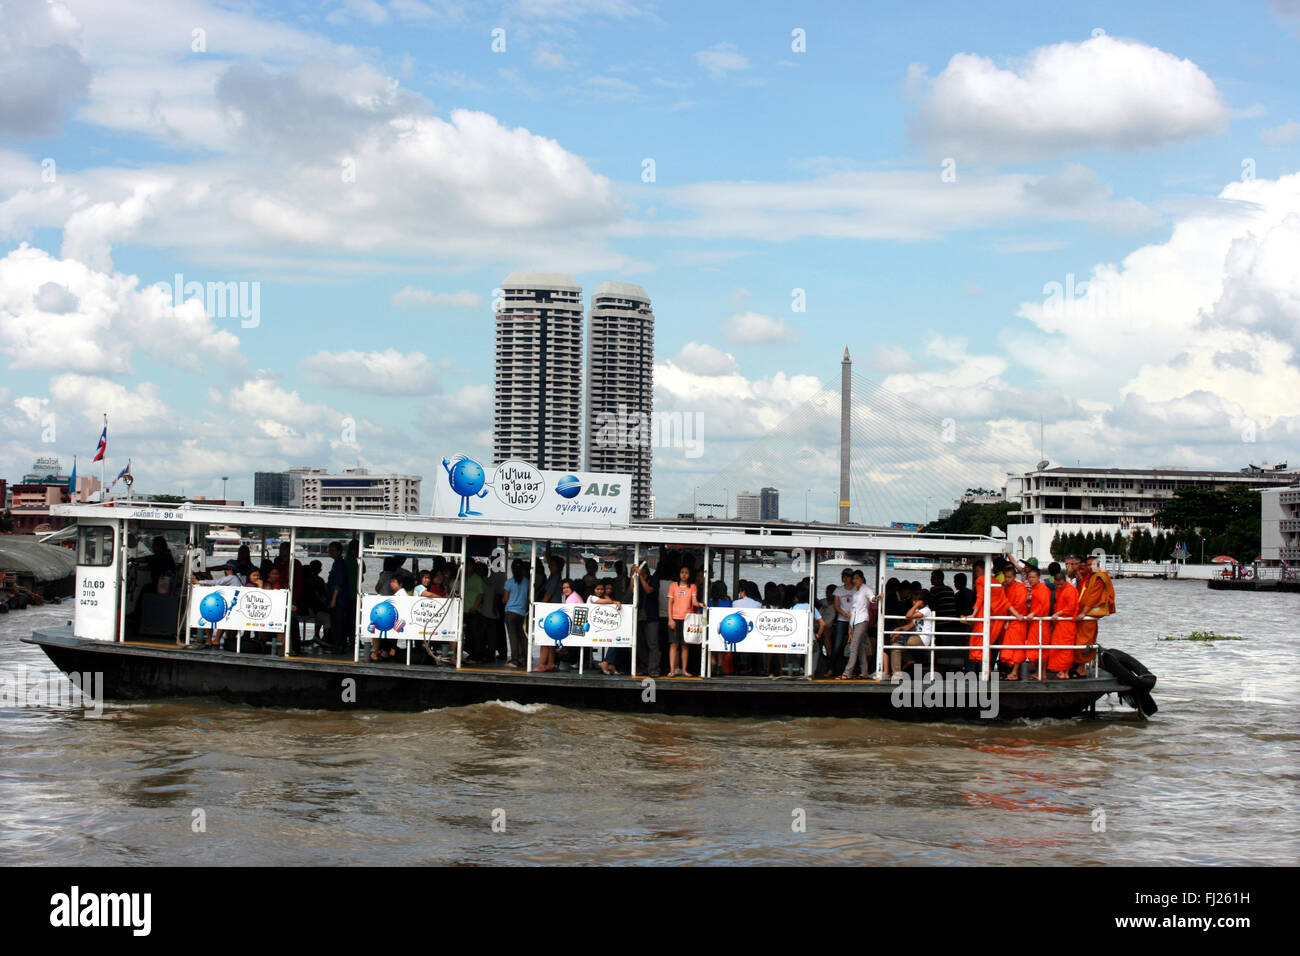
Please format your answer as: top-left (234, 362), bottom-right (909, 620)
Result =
top-left (1050, 531), bottom-right (1063, 559)
top-left (0, 509), bottom-right (12, 533)
top-left (151, 494), bottom-right (186, 504)
top-left (923, 500), bottom-right (1022, 537)
top-left (1155, 486), bottom-right (1261, 563)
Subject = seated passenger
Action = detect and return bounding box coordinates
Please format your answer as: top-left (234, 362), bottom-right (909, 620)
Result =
top-left (888, 589), bottom-right (934, 677)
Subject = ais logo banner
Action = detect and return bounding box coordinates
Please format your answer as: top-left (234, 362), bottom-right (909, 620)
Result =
top-left (434, 456), bottom-right (630, 526)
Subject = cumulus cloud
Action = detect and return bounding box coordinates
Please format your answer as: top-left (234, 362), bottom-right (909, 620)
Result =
top-left (0, 0), bottom-right (92, 137)
top-left (0, 244), bottom-right (244, 375)
top-left (1261, 121), bottom-right (1300, 146)
top-left (722, 311), bottom-right (802, 344)
top-left (671, 341), bottom-right (738, 376)
top-left (299, 348), bottom-right (443, 395)
top-left (907, 35), bottom-right (1228, 159)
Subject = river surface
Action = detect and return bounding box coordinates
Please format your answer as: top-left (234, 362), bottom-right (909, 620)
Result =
top-left (1, 578), bottom-right (1296, 865)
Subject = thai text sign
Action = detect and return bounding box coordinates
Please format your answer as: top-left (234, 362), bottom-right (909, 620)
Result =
top-left (433, 455), bottom-right (630, 525)
top-left (360, 593), bottom-right (461, 642)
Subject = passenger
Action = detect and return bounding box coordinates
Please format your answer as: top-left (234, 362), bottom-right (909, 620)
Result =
top-left (832, 569), bottom-right (855, 675)
top-left (707, 581), bottom-right (734, 676)
top-left (605, 569), bottom-right (633, 675)
top-left (964, 559), bottom-right (998, 673)
top-left (1001, 565), bottom-right (1029, 680)
top-left (503, 559), bottom-right (529, 669)
top-left (1022, 566), bottom-right (1051, 679)
top-left (889, 588), bottom-right (933, 677)
top-left (325, 541), bottom-right (349, 654)
top-left (588, 581), bottom-right (625, 675)
top-left (837, 569), bottom-right (877, 680)
top-left (413, 570), bottom-right (432, 596)
top-left (665, 565), bottom-right (702, 678)
top-left (204, 560), bottom-right (243, 648)
top-left (265, 566), bottom-right (284, 590)
top-left (146, 536), bottom-right (176, 593)
top-left (952, 572), bottom-right (974, 618)
top-left (582, 558), bottom-right (598, 596)
top-left (1074, 555), bottom-right (1116, 677)
top-left (817, 583), bottom-right (840, 677)
top-left (462, 561), bottom-right (486, 664)
top-left (634, 561), bottom-right (662, 677)
top-left (1047, 570), bottom-right (1080, 678)
top-left (235, 544), bottom-right (255, 581)
top-left (370, 573), bottom-right (406, 662)
top-left (789, 583), bottom-right (823, 674)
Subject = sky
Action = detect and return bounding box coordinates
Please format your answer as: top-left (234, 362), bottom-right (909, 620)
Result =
top-left (1, 0), bottom-right (1298, 521)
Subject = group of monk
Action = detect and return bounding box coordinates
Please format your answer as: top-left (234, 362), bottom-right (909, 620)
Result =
top-left (964, 553), bottom-right (1116, 680)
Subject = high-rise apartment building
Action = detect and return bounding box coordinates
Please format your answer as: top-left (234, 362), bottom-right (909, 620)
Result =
top-left (586, 281), bottom-right (654, 519)
top-left (760, 486), bottom-right (779, 521)
top-left (736, 490), bottom-right (760, 521)
top-left (493, 273), bottom-right (584, 471)
top-left (253, 471), bottom-right (291, 508)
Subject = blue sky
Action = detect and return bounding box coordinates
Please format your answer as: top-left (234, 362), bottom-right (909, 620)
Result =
top-left (2, 0), bottom-right (1299, 520)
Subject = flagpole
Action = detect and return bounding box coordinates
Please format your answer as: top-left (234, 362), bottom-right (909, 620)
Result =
top-left (101, 412), bottom-right (107, 502)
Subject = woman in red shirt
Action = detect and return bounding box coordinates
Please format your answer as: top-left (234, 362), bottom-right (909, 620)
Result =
top-left (665, 566), bottom-right (701, 678)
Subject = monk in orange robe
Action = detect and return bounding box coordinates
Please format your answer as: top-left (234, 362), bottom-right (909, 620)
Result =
top-left (1024, 566), bottom-right (1052, 679)
top-left (1047, 571), bottom-right (1078, 677)
top-left (966, 562), bottom-right (1003, 666)
top-left (1073, 562), bottom-right (1105, 676)
top-left (1000, 567), bottom-right (1029, 679)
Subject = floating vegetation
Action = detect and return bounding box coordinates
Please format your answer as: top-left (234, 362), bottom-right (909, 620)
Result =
top-left (1159, 631), bottom-right (1244, 642)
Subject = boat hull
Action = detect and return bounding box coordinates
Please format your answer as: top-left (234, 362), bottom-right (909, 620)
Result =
top-left (23, 627), bottom-right (1121, 721)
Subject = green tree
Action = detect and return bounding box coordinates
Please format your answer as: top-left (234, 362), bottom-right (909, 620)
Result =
top-left (923, 500), bottom-right (1022, 538)
top-left (1155, 486), bottom-right (1261, 563)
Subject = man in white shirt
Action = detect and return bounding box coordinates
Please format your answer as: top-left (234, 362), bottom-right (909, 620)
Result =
top-left (732, 583), bottom-right (762, 609)
top-left (830, 569), bottom-right (855, 675)
top-left (838, 570), bottom-right (877, 679)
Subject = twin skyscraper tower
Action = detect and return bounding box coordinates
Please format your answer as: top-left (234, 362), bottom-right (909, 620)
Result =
top-left (492, 273), bottom-right (654, 519)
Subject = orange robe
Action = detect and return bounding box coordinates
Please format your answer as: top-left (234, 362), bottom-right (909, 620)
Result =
top-left (1026, 581), bottom-right (1051, 663)
top-left (1000, 580), bottom-right (1028, 665)
top-left (1048, 582), bottom-right (1078, 672)
top-left (968, 575), bottom-right (1007, 662)
top-left (1074, 571), bottom-right (1106, 663)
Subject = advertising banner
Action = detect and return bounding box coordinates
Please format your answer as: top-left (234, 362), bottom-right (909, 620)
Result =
top-left (433, 455), bottom-right (630, 526)
top-left (531, 601), bottom-right (635, 649)
top-left (707, 607), bottom-right (810, 655)
top-left (360, 593), bottom-right (461, 643)
top-left (188, 585), bottom-right (289, 633)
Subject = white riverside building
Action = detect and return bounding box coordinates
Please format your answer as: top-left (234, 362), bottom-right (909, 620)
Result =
top-left (735, 491), bottom-right (761, 521)
top-left (294, 468), bottom-right (421, 514)
top-left (493, 272), bottom-right (584, 472)
top-left (1006, 464), bottom-right (1299, 564)
top-left (585, 281), bottom-right (654, 519)
top-left (1260, 484), bottom-right (1300, 564)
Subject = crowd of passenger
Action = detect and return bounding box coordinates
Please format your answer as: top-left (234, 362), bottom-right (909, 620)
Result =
top-left (186, 538), bottom-right (1114, 681)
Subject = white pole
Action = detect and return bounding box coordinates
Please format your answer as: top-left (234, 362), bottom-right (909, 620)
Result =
top-left (353, 538), bottom-right (364, 664)
top-left (457, 535), bottom-right (467, 670)
top-left (285, 527), bottom-right (296, 657)
top-left (875, 550), bottom-right (886, 677)
top-left (527, 538), bottom-right (537, 673)
top-left (807, 545), bottom-right (818, 678)
top-left (981, 553), bottom-right (992, 680)
top-left (702, 544), bottom-right (711, 678)
top-left (631, 541), bottom-right (640, 677)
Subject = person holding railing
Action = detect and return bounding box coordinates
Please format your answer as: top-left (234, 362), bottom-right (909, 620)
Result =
top-left (1000, 565), bottom-right (1029, 681)
top-left (836, 569), bottom-right (877, 680)
top-left (1024, 565), bottom-right (1051, 679)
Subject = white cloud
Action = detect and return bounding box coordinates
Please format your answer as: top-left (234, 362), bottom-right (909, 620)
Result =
top-left (391, 286), bottom-right (482, 308)
top-left (533, 49), bottom-right (571, 70)
top-left (672, 341), bottom-right (738, 376)
top-left (0, 244), bottom-right (244, 375)
top-left (0, 0), bottom-right (92, 137)
top-left (1261, 120), bottom-right (1300, 146)
top-left (908, 35), bottom-right (1228, 158)
top-left (299, 349), bottom-right (443, 396)
top-left (723, 311), bottom-right (802, 344)
top-left (695, 42), bottom-right (749, 78)
top-left (869, 345), bottom-right (916, 374)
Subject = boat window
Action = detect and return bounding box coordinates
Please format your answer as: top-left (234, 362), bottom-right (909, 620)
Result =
top-left (77, 525), bottom-right (115, 567)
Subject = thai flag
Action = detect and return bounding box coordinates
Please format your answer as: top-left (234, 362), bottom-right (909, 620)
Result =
top-left (92, 425), bottom-right (107, 462)
top-left (114, 461), bottom-right (131, 485)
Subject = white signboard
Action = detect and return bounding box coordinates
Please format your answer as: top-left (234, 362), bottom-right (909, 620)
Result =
top-left (433, 455), bottom-right (630, 526)
top-left (75, 567), bottom-right (117, 640)
top-left (370, 532), bottom-right (445, 555)
top-left (188, 585), bottom-right (289, 633)
top-left (708, 607), bottom-right (810, 654)
top-left (532, 601), bottom-right (634, 649)
top-left (360, 593), bottom-right (461, 643)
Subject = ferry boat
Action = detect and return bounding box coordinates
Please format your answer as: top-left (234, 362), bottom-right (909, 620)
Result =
top-left (23, 495), bottom-right (1155, 721)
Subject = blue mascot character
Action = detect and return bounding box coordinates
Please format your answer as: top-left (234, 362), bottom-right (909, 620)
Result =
top-left (718, 611), bottom-right (753, 653)
top-left (442, 455), bottom-right (489, 518)
top-left (368, 600), bottom-right (405, 638)
top-left (539, 608), bottom-right (583, 648)
top-left (198, 590), bottom-right (229, 639)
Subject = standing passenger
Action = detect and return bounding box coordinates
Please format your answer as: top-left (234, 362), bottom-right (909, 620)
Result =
top-left (837, 570), bottom-right (876, 679)
top-left (1047, 571), bottom-right (1079, 678)
top-left (665, 565), bottom-right (702, 678)
top-left (503, 560), bottom-right (530, 669)
top-left (1024, 567), bottom-right (1051, 679)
